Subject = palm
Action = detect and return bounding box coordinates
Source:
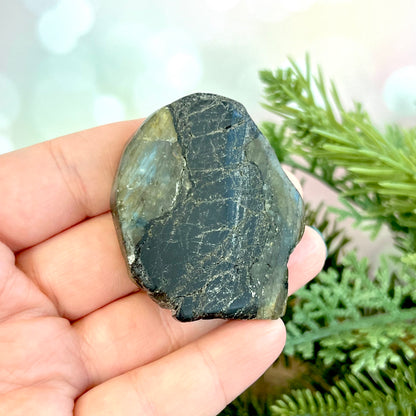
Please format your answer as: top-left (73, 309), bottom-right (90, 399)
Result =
top-left (0, 260), bottom-right (87, 413)
top-left (0, 121), bottom-right (325, 415)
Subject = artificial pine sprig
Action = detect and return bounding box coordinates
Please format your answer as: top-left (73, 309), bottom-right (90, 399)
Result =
top-left (260, 55), bottom-right (416, 375)
top-left (303, 202), bottom-right (350, 268)
top-left (260, 55), bottom-right (416, 248)
top-left (223, 56), bottom-right (416, 416)
top-left (271, 360), bottom-right (416, 416)
top-left (285, 252), bottom-right (416, 373)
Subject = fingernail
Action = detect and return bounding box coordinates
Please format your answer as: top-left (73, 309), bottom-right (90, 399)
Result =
top-left (310, 226), bottom-right (328, 258)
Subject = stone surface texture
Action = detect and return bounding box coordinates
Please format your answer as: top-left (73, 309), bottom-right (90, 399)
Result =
top-left (111, 93), bottom-right (304, 321)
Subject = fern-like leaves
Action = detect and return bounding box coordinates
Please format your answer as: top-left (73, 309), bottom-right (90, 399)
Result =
top-left (285, 252), bottom-right (416, 373)
top-left (271, 361), bottom-right (416, 415)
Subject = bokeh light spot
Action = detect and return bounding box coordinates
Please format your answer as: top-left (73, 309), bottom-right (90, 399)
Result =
top-left (0, 134), bottom-right (14, 155)
top-left (383, 66), bottom-right (416, 117)
top-left (0, 74), bottom-right (20, 130)
top-left (32, 55), bottom-right (97, 138)
top-left (204, 0), bottom-right (241, 12)
top-left (22, 0), bottom-right (59, 15)
top-left (245, 0), bottom-right (317, 22)
top-left (37, 0), bottom-right (95, 54)
top-left (132, 28), bottom-right (202, 115)
top-left (166, 52), bottom-right (203, 90)
top-left (93, 94), bottom-right (126, 125)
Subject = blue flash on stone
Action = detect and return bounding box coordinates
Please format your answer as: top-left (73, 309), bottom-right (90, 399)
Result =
top-left (111, 93), bottom-right (304, 322)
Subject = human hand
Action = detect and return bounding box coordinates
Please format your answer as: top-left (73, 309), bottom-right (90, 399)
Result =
top-left (0, 121), bottom-right (326, 415)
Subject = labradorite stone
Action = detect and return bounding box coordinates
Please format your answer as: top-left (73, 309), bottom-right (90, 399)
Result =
top-left (111, 93), bottom-right (304, 322)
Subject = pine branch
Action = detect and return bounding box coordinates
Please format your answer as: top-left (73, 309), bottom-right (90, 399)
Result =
top-left (260, 55), bottom-right (416, 247)
top-left (303, 202), bottom-right (350, 269)
top-left (271, 361), bottom-right (416, 415)
top-left (220, 389), bottom-right (275, 416)
top-left (245, 55), bottom-right (416, 416)
top-left (285, 252), bottom-right (416, 373)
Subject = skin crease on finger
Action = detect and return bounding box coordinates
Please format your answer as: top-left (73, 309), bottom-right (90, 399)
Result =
top-left (0, 229), bottom-right (325, 416)
top-left (15, 210), bottom-right (324, 321)
top-left (0, 120), bottom-right (142, 252)
top-left (0, 121), bottom-right (326, 415)
top-left (0, 223), bottom-right (322, 414)
top-left (71, 226), bottom-right (325, 389)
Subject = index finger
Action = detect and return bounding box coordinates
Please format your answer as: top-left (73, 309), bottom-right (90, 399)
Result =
top-left (0, 120), bottom-right (141, 251)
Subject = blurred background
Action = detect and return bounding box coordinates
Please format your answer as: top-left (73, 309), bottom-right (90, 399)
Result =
top-left (1, 0), bottom-right (415, 256)
top-left (1, 0), bottom-right (416, 153)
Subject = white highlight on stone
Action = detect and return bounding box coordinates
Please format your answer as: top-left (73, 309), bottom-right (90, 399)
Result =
top-left (0, 74), bottom-right (20, 130)
top-left (37, 0), bottom-right (95, 54)
top-left (93, 94), bottom-right (126, 125)
top-left (137, 146), bottom-right (158, 183)
top-left (127, 254), bottom-right (135, 264)
top-left (383, 66), bottom-right (416, 117)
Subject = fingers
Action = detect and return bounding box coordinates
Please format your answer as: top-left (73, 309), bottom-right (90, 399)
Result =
top-left (74, 319), bottom-right (286, 416)
top-left (288, 226), bottom-right (326, 294)
top-left (0, 241), bottom-right (55, 321)
top-left (17, 196), bottom-right (325, 321)
top-left (73, 291), bottom-right (224, 387)
top-left (16, 213), bottom-right (137, 320)
top-left (0, 120), bottom-right (141, 252)
top-left (70, 225), bottom-right (325, 388)
top-left (71, 226), bottom-right (324, 415)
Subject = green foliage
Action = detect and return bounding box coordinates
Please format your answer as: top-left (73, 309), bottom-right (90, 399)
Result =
top-left (303, 202), bottom-right (350, 269)
top-left (259, 55), bottom-right (416, 248)
top-left (260, 56), bottom-right (416, 374)
top-left (255, 56), bottom-right (416, 416)
top-left (222, 55), bottom-right (416, 416)
top-left (271, 361), bottom-right (416, 415)
top-left (220, 390), bottom-right (275, 416)
top-left (285, 252), bottom-right (416, 373)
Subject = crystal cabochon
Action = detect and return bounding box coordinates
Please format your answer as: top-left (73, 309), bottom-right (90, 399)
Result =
top-left (111, 93), bottom-right (304, 322)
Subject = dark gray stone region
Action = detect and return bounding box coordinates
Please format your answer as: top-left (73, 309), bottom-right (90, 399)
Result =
top-left (111, 93), bottom-right (304, 321)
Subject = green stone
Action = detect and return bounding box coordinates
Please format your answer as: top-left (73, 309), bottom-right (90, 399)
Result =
top-left (111, 93), bottom-right (304, 321)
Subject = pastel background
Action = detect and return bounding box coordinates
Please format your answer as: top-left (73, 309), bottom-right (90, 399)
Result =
top-left (1, 0), bottom-right (415, 255)
top-left (1, 0), bottom-right (416, 153)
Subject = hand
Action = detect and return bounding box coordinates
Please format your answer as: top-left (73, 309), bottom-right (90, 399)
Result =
top-left (0, 121), bottom-right (326, 415)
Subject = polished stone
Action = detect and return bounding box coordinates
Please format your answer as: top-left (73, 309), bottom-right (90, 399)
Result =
top-left (111, 93), bottom-right (304, 321)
